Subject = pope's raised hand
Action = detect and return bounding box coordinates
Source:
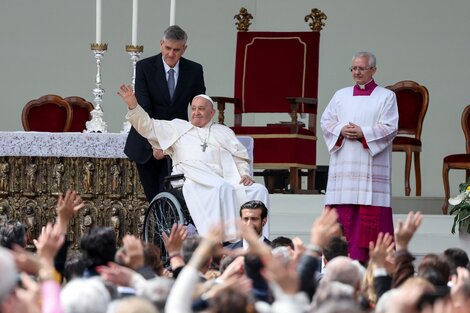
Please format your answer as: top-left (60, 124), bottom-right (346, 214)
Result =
top-left (117, 84), bottom-right (138, 109)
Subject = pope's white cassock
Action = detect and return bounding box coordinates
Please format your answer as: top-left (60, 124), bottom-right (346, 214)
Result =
top-left (127, 105), bottom-right (270, 241)
top-left (321, 86), bottom-right (398, 207)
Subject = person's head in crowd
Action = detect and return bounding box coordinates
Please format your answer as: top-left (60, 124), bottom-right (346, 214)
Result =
top-left (61, 277), bottom-right (111, 313)
top-left (442, 247), bottom-right (469, 275)
top-left (314, 298), bottom-right (362, 313)
top-left (143, 242), bottom-right (163, 276)
top-left (80, 227), bottom-right (117, 276)
top-left (182, 236), bottom-right (202, 264)
top-left (239, 200), bottom-right (268, 237)
top-left (374, 289), bottom-right (399, 313)
top-left (0, 219), bottom-right (25, 249)
top-left (417, 253), bottom-right (451, 297)
top-left (322, 256), bottom-right (363, 292)
top-left (271, 246), bottom-right (291, 265)
top-left (0, 247), bottom-right (21, 313)
top-left (400, 277), bottom-right (438, 311)
top-left (160, 25), bottom-right (187, 68)
top-left (64, 255), bottom-right (86, 282)
top-left (209, 285), bottom-right (251, 313)
top-left (218, 255), bottom-right (238, 275)
top-left (451, 270), bottom-right (470, 312)
top-left (107, 296), bottom-right (158, 313)
top-left (135, 277), bottom-right (174, 312)
top-left (384, 283), bottom-right (431, 313)
top-left (312, 281), bottom-right (356, 311)
top-left (323, 236), bottom-right (349, 264)
top-left (190, 95), bottom-right (215, 128)
top-left (271, 236), bottom-right (294, 250)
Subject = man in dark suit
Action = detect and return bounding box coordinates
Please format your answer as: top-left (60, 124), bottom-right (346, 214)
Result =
top-left (226, 200), bottom-right (271, 249)
top-left (125, 25), bottom-right (206, 202)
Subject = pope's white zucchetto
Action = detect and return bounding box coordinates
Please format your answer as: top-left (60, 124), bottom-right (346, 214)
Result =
top-left (193, 94), bottom-right (215, 108)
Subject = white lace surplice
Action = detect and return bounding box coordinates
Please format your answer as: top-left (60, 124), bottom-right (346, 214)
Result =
top-left (320, 86), bottom-right (398, 207)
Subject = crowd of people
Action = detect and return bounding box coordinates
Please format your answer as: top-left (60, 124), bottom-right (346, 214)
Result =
top-left (1, 191), bottom-right (470, 313)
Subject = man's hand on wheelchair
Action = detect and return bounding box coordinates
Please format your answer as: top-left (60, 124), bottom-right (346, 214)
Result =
top-left (152, 149), bottom-right (165, 160)
top-left (239, 175), bottom-right (254, 186)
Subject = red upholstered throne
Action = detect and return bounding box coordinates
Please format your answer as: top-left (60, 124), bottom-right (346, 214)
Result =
top-left (22, 94), bottom-right (73, 132)
top-left (212, 8), bottom-right (325, 193)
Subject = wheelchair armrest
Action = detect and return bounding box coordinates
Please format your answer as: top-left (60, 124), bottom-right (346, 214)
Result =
top-left (163, 174), bottom-right (185, 190)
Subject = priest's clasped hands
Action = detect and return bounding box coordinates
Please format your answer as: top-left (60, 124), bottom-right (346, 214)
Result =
top-left (341, 122), bottom-right (364, 140)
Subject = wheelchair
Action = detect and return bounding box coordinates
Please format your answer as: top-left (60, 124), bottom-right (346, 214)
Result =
top-left (143, 174), bottom-right (196, 262)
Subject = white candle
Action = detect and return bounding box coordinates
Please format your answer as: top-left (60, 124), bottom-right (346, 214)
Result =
top-left (96, 0), bottom-right (102, 44)
top-left (132, 0), bottom-right (138, 46)
top-left (170, 0), bottom-right (175, 25)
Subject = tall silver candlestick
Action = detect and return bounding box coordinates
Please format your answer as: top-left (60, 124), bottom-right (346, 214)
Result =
top-left (121, 44), bottom-right (144, 133)
top-left (86, 43), bottom-right (109, 133)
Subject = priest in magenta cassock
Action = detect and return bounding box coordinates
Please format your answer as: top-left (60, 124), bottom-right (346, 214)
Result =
top-left (320, 52), bottom-right (398, 262)
top-left (118, 85), bottom-right (269, 241)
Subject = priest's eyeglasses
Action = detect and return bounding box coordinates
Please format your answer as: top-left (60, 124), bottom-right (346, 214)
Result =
top-left (349, 66), bottom-right (374, 72)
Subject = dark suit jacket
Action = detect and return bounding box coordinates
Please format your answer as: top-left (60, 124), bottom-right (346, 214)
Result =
top-left (226, 237), bottom-right (272, 250)
top-left (124, 53), bottom-right (206, 163)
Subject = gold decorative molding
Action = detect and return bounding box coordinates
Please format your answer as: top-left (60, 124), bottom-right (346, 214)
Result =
top-left (304, 8), bottom-right (327, 31)
top-left (234, 7), bottom-right (253, 32)
top-left (0, 156), bottom-right (148, 250)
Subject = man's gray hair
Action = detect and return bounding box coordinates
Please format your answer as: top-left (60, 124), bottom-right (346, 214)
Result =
top-left (162, 25), bottom-right (187, 44)
top-left (61, 277), bottom-right (111, 313)
top-left (353, 51), bottom-right (376, 67)
top-left (321, 256), bottom-right (363, 289)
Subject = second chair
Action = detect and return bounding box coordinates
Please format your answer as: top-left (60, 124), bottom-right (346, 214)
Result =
top-left (386, 80), bottom-right (429, 196)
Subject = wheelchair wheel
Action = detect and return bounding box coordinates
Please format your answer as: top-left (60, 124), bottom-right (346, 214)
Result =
top-left (143, 192), bottom-right (185, 261)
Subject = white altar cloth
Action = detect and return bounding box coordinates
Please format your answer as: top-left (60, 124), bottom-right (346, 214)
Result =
top-left (0, 131), bottom-right (254, 173)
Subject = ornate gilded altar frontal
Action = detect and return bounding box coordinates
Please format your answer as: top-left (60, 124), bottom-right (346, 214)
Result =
top-left (0, 132), bottom-right (148, 250)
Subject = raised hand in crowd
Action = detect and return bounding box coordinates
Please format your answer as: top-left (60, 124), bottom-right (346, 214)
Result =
top-left (35, 223), bottom-right (64, 261)
top-left (97, 261), bottom-right (138, 287)
top-left (188, 222), bottom-right (225, 271)
top-left (450, 267), bottom-right (470, 313)
top-left (310, 206), bottom-right (341, 251)
top-left (15, 273), bottom-right (41, 313)
top-left (395, 211), bottom-right (423, 251)
top-left (369, 232), bottom-right (395, 272)
top-left (239, 220), bottom-right (271, 259)
top-left (11, 244), bottom-right (41, 275)
top-left (263, 253), bottom-right (300, 295)
top-left (202, 273), bottom-right (252, 301)
top-left (162, 223), bottom-right (188, 269)
top-left (56, 189), bottom-right (84, 235)
top-left (291, 236), bottom-right (306, 263)
top-left (218, 255), bottom-right (244, 282)
top-left (115, 234), bottom-right (145, 270)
